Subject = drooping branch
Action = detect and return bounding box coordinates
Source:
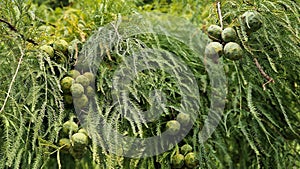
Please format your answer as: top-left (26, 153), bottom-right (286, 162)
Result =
top-left (0, 18), bottom-right (38, 45)
top-left (253, 57), bottom-right (275, 90)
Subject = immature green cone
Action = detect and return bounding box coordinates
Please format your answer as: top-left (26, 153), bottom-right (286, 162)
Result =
top-left (71, 133), bottom-right (89, 149)
top-left (207, 25), bottom-right (222, 41)
top-left (60, 77), bottom-right (74, 93)
top-left (62, 121), bottom-right (78, 135)
top-left (180, 144), bottom-right (193, 155)
top-left (166, 120), bottom-right (181, 135)
top-left (83, 72), bottom-right (95, 83)
top-left (205, 42), bottom-right (223, 57)
top-left (76, 75), bottom-right (90, 87)
top-left (78, 128), bottom-right (89, 137)
top-left (68, 70), bottom-right (81, 79)
top-left (171, 154), bottom-right (185, 169)
top-left (224, 42), bottom-right (243, 60)
top-left (85, 86), bottom-right (95, 98)
top-left (70, 83), bottom-right (84, 98)
top-left (73, 94), bottom-right (88, 109)
top-left (222, 27), bottom-right (237, 42)
top-left (184, 152), bottom-right (199, 168)
top-left (176, 113), bottom-right (191, 127)
top-left (241, 11), bottom-right (262, 33)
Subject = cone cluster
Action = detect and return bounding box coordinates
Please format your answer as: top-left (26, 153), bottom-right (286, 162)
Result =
top-left (57, 119), bottom-right (90, 159)
top-left (60, 70), bottom-right (96, 109)
top-left (171, 144), bottom-right (199, 168)
top-left (165, 113), bottom-right (191, 135)
top-left (205, 10), bottom-right (262, 61)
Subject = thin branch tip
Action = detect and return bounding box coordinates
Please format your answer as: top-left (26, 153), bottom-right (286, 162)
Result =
top-left (253, 58), bottom-right (275, 90)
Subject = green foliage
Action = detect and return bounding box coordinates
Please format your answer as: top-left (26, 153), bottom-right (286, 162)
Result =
top-left (0, 0), bottom-right (299, 168)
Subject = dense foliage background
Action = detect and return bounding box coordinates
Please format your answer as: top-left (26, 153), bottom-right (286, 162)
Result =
top-left (0, 0), bottom-right (299, 168)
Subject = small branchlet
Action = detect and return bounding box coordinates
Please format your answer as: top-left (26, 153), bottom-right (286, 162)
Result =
top-left (253, 57), bottom-right (275, 90)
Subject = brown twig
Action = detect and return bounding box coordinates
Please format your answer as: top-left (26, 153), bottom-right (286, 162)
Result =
top-left (0, 18), bottom-right (18, 31)
top-left (0, 18), bottom-right (38, 45)
top-left (216, 1), bottom-right (223, 29)
top-left (253, 58), bottom-right (275, 90)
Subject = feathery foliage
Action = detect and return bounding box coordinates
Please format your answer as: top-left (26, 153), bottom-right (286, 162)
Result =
top-left (0, 0), bottom-right (299, 168)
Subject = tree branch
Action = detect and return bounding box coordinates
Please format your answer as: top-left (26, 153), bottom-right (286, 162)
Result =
top-left (0, 18), bottom-right (38, 45)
